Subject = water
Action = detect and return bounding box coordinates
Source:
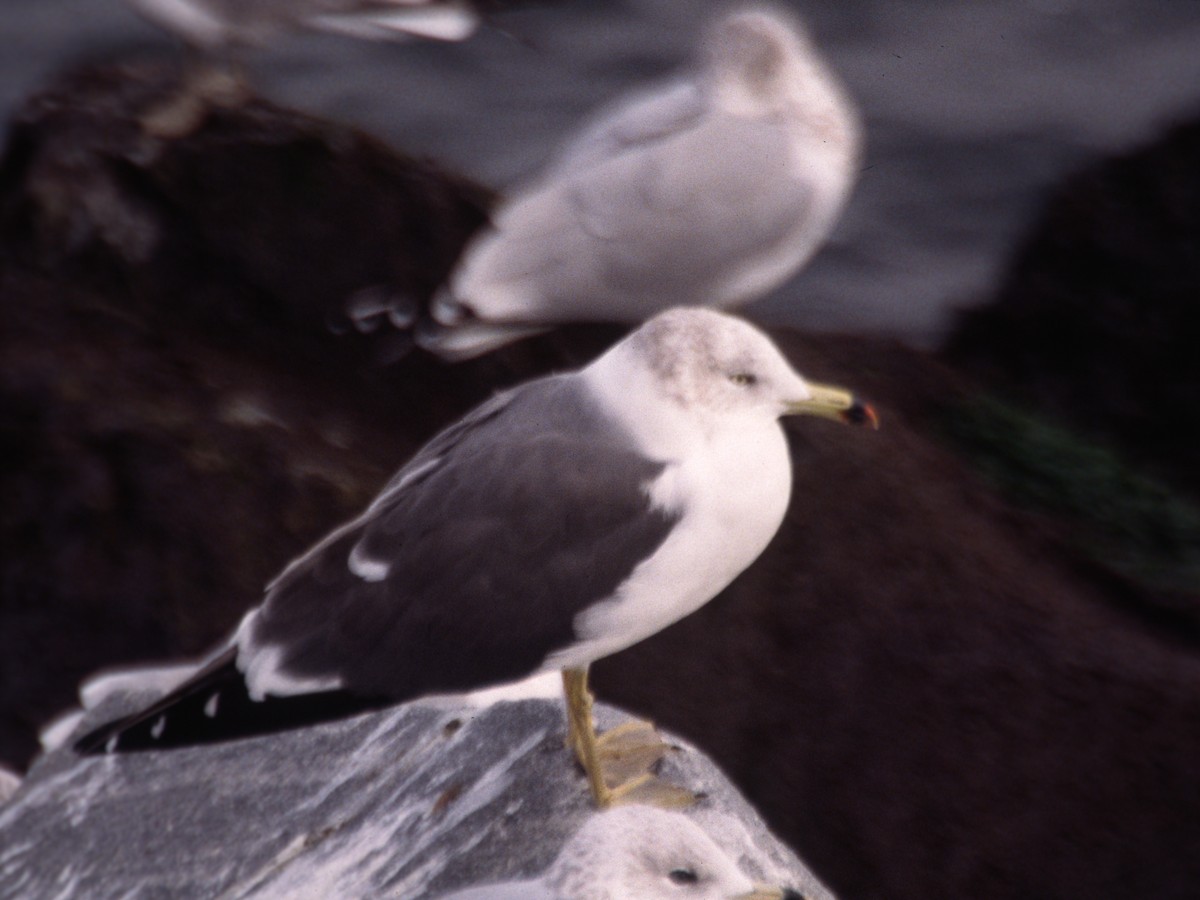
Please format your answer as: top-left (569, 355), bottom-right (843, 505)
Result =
top-left (3, 0), bottom-right (1200, 346)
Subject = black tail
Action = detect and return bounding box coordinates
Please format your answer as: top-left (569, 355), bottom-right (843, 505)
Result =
top-left (73, 648), bottom-right (389, 755)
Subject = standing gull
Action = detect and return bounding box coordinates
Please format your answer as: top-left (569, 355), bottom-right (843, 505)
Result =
top-left (438, 806), bottom-right (805, 899)
top-left (420, 5), bottom-right (862, 360)
top-left (74, 308), bottom-right (876, 807)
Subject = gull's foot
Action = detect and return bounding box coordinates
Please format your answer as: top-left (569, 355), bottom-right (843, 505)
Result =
top-left (592, 719), bottom-right (673, 786)
top-left (561, 668), bottom-right (697, 809)
top-left (586, 719), bottom-right (698, 809)
top-left (602, 770), bottom-right (698, 809)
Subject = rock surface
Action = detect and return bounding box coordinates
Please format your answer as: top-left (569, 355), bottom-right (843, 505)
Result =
top-left (0, 693), bottom-right (830, 900)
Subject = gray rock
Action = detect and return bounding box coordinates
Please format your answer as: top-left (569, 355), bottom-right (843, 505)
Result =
top-left (0, 692), bottom-right (833, 899)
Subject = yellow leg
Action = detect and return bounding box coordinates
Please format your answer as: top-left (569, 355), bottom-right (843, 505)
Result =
top-left (561, 668), bottom-right (694, 809)
top-left (563, 668), bottom-right (616, 806)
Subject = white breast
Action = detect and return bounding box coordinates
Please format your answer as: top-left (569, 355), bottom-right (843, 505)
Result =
top-left (546, 418), bottom-right (791, 670)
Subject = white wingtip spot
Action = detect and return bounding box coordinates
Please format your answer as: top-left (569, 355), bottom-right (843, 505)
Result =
top-left (105, 735), bottom-right (119, 755)
top-left (239, 641), bottom-right (346, 701)
top-left (150, 716), bottom-right (166, 740)
top-left (204, 692), bottom-right (220, 718)
top-left (348, 542), bottom-right (390, 582)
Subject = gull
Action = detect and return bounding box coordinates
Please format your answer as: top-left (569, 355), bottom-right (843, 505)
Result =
top-left (126, 0), bottom-right (481, 49)
top-left (73, 308), bottom-right (876, 808)
top-left (438, 805), bottom-right (807, 899)
top-left (420, 4), bottom-right (862, 359)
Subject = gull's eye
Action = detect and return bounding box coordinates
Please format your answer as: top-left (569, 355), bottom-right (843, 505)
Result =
top-left (668, 868), bottom-right (699, 886)
top-left (729, 372), bottom-right (758, 387)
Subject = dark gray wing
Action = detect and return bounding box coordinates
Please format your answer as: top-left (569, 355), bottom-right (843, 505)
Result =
top-left (250, 374), bottom-right (680, 700)
top-left (371, 388), bottom-right (515, 506)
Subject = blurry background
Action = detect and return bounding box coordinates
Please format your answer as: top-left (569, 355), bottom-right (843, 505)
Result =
top-left (2, 2), bottom-right (1200, 899)
top-left (4, 0), bottom-right (1200, 344)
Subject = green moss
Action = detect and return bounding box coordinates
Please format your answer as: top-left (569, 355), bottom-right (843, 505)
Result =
top-left (941, 395), bottom-right (1200, 594)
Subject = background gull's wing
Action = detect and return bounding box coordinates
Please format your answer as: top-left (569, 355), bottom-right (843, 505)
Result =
top-left (552, 80), bottom-right (707, 175)
top-left (559, 111), bottom-right (815, 309)
top-left (453, 107), bottom-right (813, 322)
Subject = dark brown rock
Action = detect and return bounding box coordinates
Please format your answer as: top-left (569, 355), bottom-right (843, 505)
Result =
top-left (0, 59), bottom-right (498, 364)
top-left (944, 113), bottom-right (1200, 499)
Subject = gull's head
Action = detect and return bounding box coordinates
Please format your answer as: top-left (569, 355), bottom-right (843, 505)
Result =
top-left (701, 4), bottom-right (859, 150)
top-left (543, 806), bottom-right (802, 900)
top-left (597, 307), bottom-right (876, 433)
top-left (703, 6), bottom-right (818, 106)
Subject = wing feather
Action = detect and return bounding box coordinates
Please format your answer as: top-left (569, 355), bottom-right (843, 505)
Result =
top-left (244, 376), bottom-right (680, 700)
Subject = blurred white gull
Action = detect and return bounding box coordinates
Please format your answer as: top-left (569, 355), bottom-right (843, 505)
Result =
top-left (127, 0), bottom-right (483, 136)
top-left (125, 0), bottom-right (481, 49)
top-left (419, 3), bottom-right (862, 360)
top-left (437, 805), bottom-right (805, 900)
